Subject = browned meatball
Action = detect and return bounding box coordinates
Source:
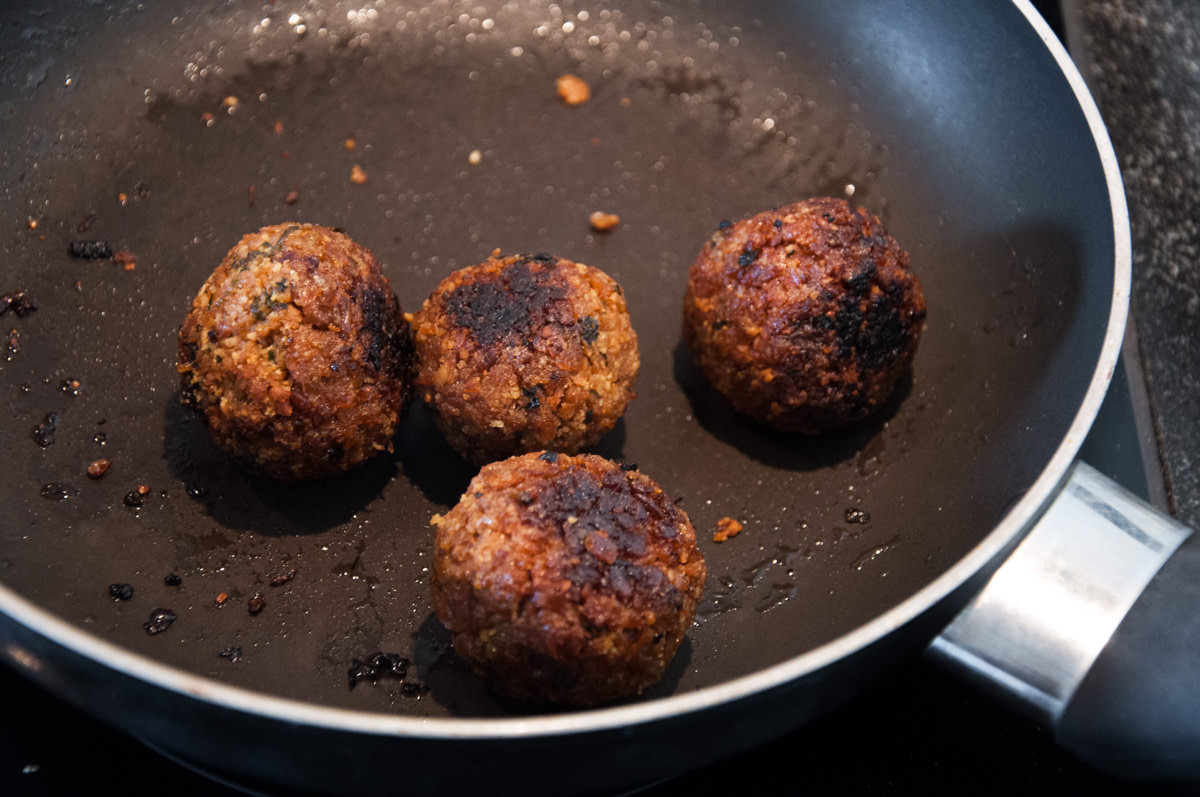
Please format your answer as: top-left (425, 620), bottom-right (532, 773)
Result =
top-left (682, 197), bottom-right (926, 433)
top-left (177, 223), bottom-right (413, 481)
top-left (431, 451), bottom-right (705, 706)
top-left (412, 253), bottom-right (639, 465)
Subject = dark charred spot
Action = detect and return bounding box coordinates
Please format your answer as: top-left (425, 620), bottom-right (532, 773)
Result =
top-left (577, 315), bottom-right (599, 345)
top-left (538, 451), bottom-right (559, 463)
top-left (521, 385), bottom-right (542, 410)
top-left (738, 247), bottom-right (760, 268)
top-left (218, 646), bottom-right (244, 663)
top-left (68, 240), bottom-right (113, 259)
top-left (180, 340), bottom-right (198, 364)
top-left (326, 443), bottom-right (345, 463)
top-left (773, 219), bottom-right (783, 229)
top-left (32, 412), bottom-right (57, 447)
top-left (108, 583), bottom-right (135, 601)
top-left (347, 652), bottom-right (412, 690)
top-left (354, 283), bottom-right (397, 372)
top-left (445, 259), bottom-right (570, 346)
top-left (143, 608), bottom-right (177, 635)
top-left (718, 220), bottom-right (731, 229)
top-left (843, 258), bottom-right (878, 297)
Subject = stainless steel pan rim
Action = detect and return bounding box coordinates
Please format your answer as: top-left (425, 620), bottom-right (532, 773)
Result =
top-left (0, 0), bottom-right (1130, 746)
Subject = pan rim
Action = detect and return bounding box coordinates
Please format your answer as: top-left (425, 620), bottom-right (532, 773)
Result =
top-left (0, 0), bottom-right (1131, 745)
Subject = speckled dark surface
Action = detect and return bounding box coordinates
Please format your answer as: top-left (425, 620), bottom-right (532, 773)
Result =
top-left (1066, 0), bottom-right (1200, 528)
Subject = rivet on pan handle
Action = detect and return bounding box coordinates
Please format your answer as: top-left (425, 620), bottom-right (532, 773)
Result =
top-left (929, 460), bottom-right (1197, 778)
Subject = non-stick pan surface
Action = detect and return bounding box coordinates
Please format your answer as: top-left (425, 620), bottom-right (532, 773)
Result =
top-left (0, 0), bottom-right (1125, 792)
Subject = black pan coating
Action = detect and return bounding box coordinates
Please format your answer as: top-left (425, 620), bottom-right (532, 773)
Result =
top-left (0, 0), bottom-right (1115, 729)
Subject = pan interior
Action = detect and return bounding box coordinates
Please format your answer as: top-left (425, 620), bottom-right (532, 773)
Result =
top-left (0, 0), bottom-right (1115, 719)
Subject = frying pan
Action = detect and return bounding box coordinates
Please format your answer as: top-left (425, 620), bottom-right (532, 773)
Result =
top-left (0, 0), bottom-right (1188, 792)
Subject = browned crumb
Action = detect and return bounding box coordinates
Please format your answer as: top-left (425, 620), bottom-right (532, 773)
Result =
top-left (215, 591), bottom-right (229, 606)
top-left (113, 251), bottom-right (137, 271)
top-left (350, 164), bottom-right (368, 184)
top-left (86, 459), bottom-right (111, 479)
top-left (273, 120), bottom-right (284, 135)
top-left (25, 218), bottom-right (37, 230)
top-left (248, 592), bottom-right (266, 615)
top-left (248, 185), bottom-right (256, 206)
top-left (589, 211), bottom-right (620, 232)
top-left (221, 95), bottom-right (239, 110)
top-left (269, 568), bottom-right (297, 587)
top-left (344, 137), bottom-right (356, 151)
top-left (284, 189), bottom-right (300, 205)
top-left (713, 516), bottom-right (744, 542)
top-left (556, 73), bottom-right (591, 105)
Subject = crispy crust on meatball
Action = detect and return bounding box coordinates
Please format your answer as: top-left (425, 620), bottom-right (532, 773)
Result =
top-left (412, 253), bottom-right (639, 465)
top-left (177, 223), bottom-right (413, 481)
top-left (431, 451), bottom-right (706, 706)
top-left (682, 197), bottom-right (926, 433)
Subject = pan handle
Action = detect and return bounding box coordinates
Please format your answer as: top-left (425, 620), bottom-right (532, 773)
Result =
top-left (928, 460), bottom-right (1199, 779)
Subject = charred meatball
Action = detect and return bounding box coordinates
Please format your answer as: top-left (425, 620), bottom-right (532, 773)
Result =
top-left (412, 253), bottom-right (639, 464)
top-left (682, 197), bottom-right (925, 433)
top-left (431, 451), bottom-right (705, 706)
top-left (177, 223), bottom-right (413, 481)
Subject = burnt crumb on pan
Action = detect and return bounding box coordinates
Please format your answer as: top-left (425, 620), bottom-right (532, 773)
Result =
top-left (0, 291), bottom-right (36, 317)
top-left (86, 458), bottom-right (111, 479)
top-left (108, 583), bottom-right (135, 601)
top-left (347, 652), bottom-right (427, 696)
top-left (177, 223), bottom-right (413, 481)
top-left (682, 196), bottom-right (926, 433)
top-left (123, 484), bottom-right (151, 508)
top-left (412, 253), bottom-right (639, 464)
top-left (269, 568), bottom-right (297, 587)
top-left (218, 646), bottom-right (244, 663)
top-left (32, 413), bottom-right (57, 447)
top-left (143, 608), bottom-right (177, 635)
top-left (431, 452), bottom-right (706, 706)
top-left (164, 572), bottom-right (183, 587)
top-left (845, 507), bottom-right (871, 524)
top-left (68, 240), bottom-right (113, 259)
top-left (6, 328), bottom-right (19, 361)
top-left (247, 592), bottom-right (266, 615)
top-left (40, 483), bottom-right (74, 501)
top-left (76, 213), bottom-right (97, 234)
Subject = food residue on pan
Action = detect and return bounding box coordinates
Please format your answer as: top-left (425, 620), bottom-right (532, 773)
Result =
top-left (1, 291), bottom-right (36, 318)
top-left (350, 164), bottom-right (368, 184)
top-left (713, 516), bottom-right (743, 542)
top-left (143, 608), bottom-right (177, 635)
top-left (555, 73), bottom-right (590, 105)
top-left (113, 250), bottom-right (137, 271)
top-left (86, 458), bottom-right (111, 479)
top-left (588, 210), bottom-right (620, 232)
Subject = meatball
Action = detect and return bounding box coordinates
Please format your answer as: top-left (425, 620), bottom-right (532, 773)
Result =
top-left (431, 451), bottom-right (705, 706)
top-left (177, 223), bottom-right (413, 481)
top-left (682, 197), bottom-right (925, 433)
top-left (412, 253), bottom-right (639, 465)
